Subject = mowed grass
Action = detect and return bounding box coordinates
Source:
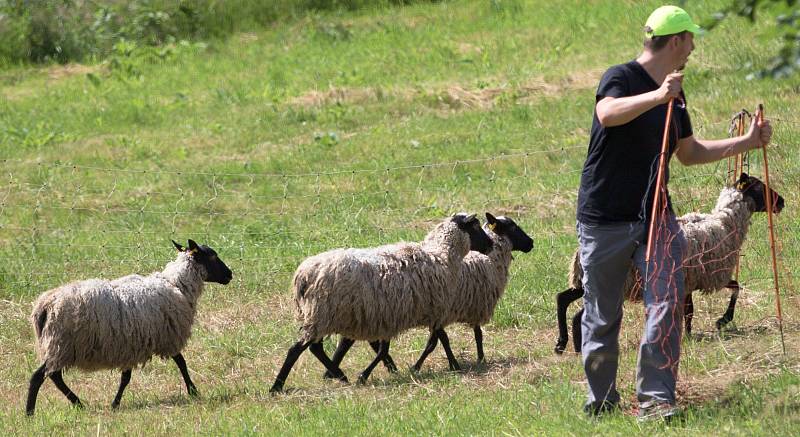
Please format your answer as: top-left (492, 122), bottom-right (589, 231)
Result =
top-left (1, 0), bottom-right (799, 434)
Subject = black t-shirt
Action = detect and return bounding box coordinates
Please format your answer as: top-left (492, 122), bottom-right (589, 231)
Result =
top-left (576, 60), bottom-right (693, 224)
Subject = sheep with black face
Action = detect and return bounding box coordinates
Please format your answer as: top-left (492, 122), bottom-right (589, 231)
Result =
top-left (329, 213), bottom-right (534, 374)
top-left (26, 239), bottom-right (232, 416)
top-left (410, 213), bottom-right (534, 370)
top-left (555, 173), bottom-right (785, 354)
top-left (270, 213), bottom-right (492, 392)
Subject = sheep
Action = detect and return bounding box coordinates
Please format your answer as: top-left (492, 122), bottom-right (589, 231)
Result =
top-left (25, 239), bottom-right (232, 416)
top-left (330, 213), bottom-right (533, 374)
top-left (269, 213), bottom-right (493, 393)
top-left (409, 213), bottom-right (534, 371)
top-left (554, 173), bottom-right (785, 354)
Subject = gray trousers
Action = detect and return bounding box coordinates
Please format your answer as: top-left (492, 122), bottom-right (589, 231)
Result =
top-left (577, 215), bottom-right (687, 407)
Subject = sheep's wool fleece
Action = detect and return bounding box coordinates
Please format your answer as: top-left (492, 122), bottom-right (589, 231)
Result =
top-left (445, 228), bottom-right (513, 327)
top-left (569, 187), bottom-right (755, 298)
top-left (293, 219), bottom-right (470, 342)
top-left (31, 252), bottom-right (206, 373)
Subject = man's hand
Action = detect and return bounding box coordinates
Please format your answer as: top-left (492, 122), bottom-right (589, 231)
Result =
top-left (658, 72), bottom-right (683, 103)
top-left (746, 115), bottom-right (772, 149)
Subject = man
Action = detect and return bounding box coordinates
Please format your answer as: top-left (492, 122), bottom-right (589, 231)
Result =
top-left (576, 5), bottom-right (772, 421)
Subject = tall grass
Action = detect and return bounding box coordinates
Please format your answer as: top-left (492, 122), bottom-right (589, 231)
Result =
top-left (0, 0), bottom-right (442, 64)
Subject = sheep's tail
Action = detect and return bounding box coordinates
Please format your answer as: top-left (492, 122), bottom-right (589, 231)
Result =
top-left (567, 249), bottom-right (583, 290)
top-left (33, 307), bottom-right (48, 340)
top-left (293, 272), bottom-right (309, 300)
top-left (30, 295), bottom-right (54, 361)
top-left (291, 270), bottom-right (313, 325)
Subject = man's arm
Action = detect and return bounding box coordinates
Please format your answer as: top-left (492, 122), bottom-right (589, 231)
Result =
top-left (596, 72), bottom-right (683, 127)
top-left (675, 118), bottom-right (772, 166)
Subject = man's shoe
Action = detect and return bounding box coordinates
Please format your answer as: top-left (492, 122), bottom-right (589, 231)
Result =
top-left (583, 400), bottom-right (619, 417)
top-left (637, 401), bottom-right (681, 423)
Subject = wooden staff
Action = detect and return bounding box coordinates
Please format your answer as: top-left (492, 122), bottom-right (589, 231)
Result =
top-left (758, 104), bottom-right (786, 355)
top-left (645, 98), bottom-right (674, 263)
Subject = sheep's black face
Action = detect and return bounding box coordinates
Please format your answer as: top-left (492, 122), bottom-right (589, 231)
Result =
top-left (485, 213), bottom-right (534, 253)
top-left (453, 213), bottom-right (493, 254)
top-left (173, 239), bottom-right (233, 284)
top-left (737, 173), bottom-right (785, 213)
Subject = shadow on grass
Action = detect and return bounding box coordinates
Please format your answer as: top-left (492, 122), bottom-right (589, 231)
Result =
top-left (687, 324), bottom-right (771, 343)
top-left (119, 386), bottom-right (248, 411)
top-left (361, 354), bottom-right (534, 387)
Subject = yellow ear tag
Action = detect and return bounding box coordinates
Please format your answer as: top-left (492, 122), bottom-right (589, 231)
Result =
top-left (488, 223), bottom-right (496, 231)
top-left (736, 181), bottom-right (747, 191)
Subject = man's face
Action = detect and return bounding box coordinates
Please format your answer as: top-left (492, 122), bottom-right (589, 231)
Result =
top-left (675, 32), bottom-right (695, 71)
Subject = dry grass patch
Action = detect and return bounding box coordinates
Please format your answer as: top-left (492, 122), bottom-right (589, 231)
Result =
top-left (678, 320), bottom-right (800, 406)
top-left (288, 69), bottom-right (604, 112)
top-left (45, 64), bottom-right (98, 81)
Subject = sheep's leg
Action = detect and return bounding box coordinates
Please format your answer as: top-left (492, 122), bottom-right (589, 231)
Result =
top-left (572, 308), bottom-right (584, 353)
top-left (473, 325), bottom-right (485, 363)
top-left (369, 341), bottom-right (398, 373)
top-left (49, 370), bottom-right (83, 409)
top-left (437, 329), bottom-right (461, 371)
top-left (555, 287), bottom-right (584, 354)
top-left (323, 337), bottom-right (355, 379)
top-left (716, 280), bottom-right (740, 331)
top-left (111, 370), bottom-right (132, 409)
top-left (412, 330), bottom-right (439, 372)
top-left (25, 363), bottom-right (47, 416)
top-left (309, 341), bottom-right (348, 383)
top-left (357, 341), bottom-right (389, 384)
top-left (270, 340), bottom-right (310, 393)
top-left (684, 293), bottom-right (694, 337)
top-left (172, 353), bottom-right (198, 397)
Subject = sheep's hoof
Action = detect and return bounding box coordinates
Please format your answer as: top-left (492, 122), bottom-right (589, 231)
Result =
top-left (716, 317), bottom-right (732, 331)
top-left (323, 371), bottom-right (348, 382)
top-left (111, 401), bottom-right (120, 410)
top-left (74, 400), bottom-right (85, 410)
top-left (554, 341), bottom-right (567, 355)
top-left (25, 408), bottom-right (35, 417)
top-left (188, 386), bottom-right (199, 398)
top-left (356, 374), bottom-right (368, 385)
top-left (269, 384), bottom-right (284, 395)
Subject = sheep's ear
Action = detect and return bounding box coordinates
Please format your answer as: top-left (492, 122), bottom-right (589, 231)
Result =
top-left (172, 240), bottom-right (185, 252)
top-left (452, 213), bottom-right (475, 225)
top-left (187, 239), bottom-right (200, 254)
top-left (736, 172), bottom-right (750, 191)
top-left (485, 213), bottom-right (497, 231)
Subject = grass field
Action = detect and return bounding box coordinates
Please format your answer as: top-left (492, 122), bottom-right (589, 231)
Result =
top-left (1, 0), bottom-right (799, 434)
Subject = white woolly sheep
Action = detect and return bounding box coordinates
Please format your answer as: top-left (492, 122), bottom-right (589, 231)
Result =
top-left (25, 239), bottom-right (232, 416)
top-left (333, 213), bottom-right (534, 373)
top-left (409, 213), bottom-right (534, 370)
top-left (269, 213), bottom-right (493, 393)
top-left (554, 173), bottom-right (785, 354)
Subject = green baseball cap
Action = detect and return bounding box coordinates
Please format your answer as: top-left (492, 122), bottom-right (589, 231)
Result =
top-left (644, 5), bottom-right (701, 37)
